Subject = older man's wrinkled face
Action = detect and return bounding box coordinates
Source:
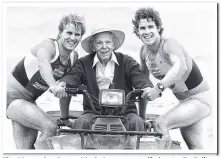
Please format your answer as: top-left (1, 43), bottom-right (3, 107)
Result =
top-left (92, 32), bottom-right (115, 64)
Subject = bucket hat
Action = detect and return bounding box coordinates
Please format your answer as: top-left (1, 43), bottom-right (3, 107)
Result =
top-left (81, 28), bottom-right (125, 53)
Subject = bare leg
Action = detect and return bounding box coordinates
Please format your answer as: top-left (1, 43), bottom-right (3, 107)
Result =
top-left (180, 119), bottom-right (205, 149)
top-left (155, 98), bottom-right (210, 149)
top-left (7, 99), bottom-right (57, 149)
top-left (11, 121), bottom-right (38, 149)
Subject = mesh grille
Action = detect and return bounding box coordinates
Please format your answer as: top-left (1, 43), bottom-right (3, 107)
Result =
top-left (110, 124), bottom-right (123, 131)
top-left (94, 124), bottom-right (107, 131)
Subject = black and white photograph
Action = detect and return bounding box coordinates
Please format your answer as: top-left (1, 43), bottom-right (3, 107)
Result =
top-left (1, 1), bottom-right (218, 156)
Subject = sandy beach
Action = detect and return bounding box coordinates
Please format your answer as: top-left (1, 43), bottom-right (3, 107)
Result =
top-left (3, 56), bottom-right (216, 152)
top-left (2, 3), bottom-right (217, 153)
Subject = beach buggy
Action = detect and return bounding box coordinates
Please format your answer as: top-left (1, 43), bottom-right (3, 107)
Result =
top-left (46, 85), bottom-right (181, 149)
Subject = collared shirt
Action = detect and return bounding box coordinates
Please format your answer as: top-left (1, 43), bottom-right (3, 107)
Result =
top-left (92, 52), bottom-right (119, 90)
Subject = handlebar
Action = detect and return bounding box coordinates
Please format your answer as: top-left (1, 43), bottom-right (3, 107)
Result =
top-left (57, 128), bottom-right (163, 138)
top-left (64, 85), bottom-right (87, 95)
top-left (65, 85), bottom-right (100, 115)
top-left (125, 89), bottom-right (144, 103)
top-left (65, 85), bottom-right (143, 103)
top-left (120, 89), bottom-right (143, 114)
top-left (64, 85), bottom-right (144, 115)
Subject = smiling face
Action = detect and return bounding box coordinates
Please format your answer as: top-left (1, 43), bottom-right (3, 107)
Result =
top-left (137, 18), bottom-right (161, 46)
top-left (59, 23), bottom-right (82, 51)
top-left (92, 32), bottom-right (115, 64)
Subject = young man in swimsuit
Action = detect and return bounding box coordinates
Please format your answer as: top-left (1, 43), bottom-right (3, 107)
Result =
top-left (6, 14), bottom-right (85, 149)
top-left (132, 8), bottom-right (211, 149)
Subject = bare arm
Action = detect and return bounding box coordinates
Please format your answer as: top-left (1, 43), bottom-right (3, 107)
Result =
top-left (36, 39), bottom-right (57, 87)
top-left (159, 39), bottom-right (187, 89)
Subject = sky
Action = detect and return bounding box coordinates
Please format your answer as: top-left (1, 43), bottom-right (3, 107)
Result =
top-left (5, 2), bottom-right (217, 62)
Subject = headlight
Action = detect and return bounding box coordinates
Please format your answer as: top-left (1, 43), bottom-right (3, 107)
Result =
top-left (99, 89), bottom-right (125, 107)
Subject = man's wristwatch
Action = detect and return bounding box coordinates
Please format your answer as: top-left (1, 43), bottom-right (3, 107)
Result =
top-left (157, 83), bottom-right (165, 92)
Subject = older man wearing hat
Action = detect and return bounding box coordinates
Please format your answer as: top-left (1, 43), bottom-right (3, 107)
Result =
top-left (55, 28), bottom-right (153, 131)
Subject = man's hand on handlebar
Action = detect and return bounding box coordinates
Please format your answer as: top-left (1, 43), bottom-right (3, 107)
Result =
top-left (49, 81), bottom-right (68, 98)
top-left (57, 119), bottom-right (74, 128)
top-left (141, 86), bottom-right (162, 101)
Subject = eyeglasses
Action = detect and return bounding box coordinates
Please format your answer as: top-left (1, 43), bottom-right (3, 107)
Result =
top-left (94, 40), bottom-right (114, 48)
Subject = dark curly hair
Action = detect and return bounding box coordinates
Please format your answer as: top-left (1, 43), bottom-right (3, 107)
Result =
top-left (132, 8), bottom-right (164, 37)
top-left (57, 13), bottom-right (86, 39)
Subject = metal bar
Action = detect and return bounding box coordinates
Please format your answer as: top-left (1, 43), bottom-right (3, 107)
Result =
top-left (92, 115), bottom-right (127, 119)
top-left (57, 129), bottom-right (163, 137)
